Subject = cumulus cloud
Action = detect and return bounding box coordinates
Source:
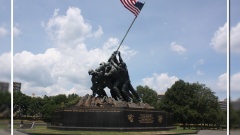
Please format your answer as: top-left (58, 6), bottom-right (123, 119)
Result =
top-left (14, 49), bottom-right (61, 87)
top-left (169, 42), bottom-right (186, 54)
top-left (210, 23), bottom-right (227, 53)
top-left (0, 26), bottom-right (8, 37)
top-left (13, 7), bottom-right (136, 96)
top-left (45, 7), bottom-right (103, 48)
top-left (142, 73), bottom-right (179, 94)
top-left (13, 26), bottom-right (21, 37)
top-left (193, 59), bottom-right (204, 75)
top-left (231, 72), bottom-right (240, 91)
top-left (0, 52), bottom-right (11, 82)
top-left (230, 22), bottom-right (240, 53)
top-left (87, 26), bottom-right (103, 38)
top-left (217, 73), bottom-right (227, 91)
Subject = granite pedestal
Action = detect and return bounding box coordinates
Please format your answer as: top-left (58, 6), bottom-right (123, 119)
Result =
top-left (48, 95), bottom-right (173, 131)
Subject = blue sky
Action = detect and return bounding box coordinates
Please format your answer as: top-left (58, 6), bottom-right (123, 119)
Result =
top-left (230, 0), bottom-right (240, 101)
top-left (8, 0), bottom-right (229, 100)
top-left (0, 0), bottom-right (11, 82)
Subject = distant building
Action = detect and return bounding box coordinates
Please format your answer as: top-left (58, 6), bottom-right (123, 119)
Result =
top-left (0, 82), bottom-right (9, 92)
top-left (13, 82), bottom-right (21, 92)
top-left (218, 98), bottom-right (227, 111)
top-left (157, 94), bottom-right (165, 102)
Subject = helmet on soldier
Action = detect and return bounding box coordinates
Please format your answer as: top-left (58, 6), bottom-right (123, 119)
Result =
top-left (88, 69), bottom-right (94, 75)
top-left (99, 62), bottom-right (105, 66)
top-left (120, 62), bottom-right (126, 68)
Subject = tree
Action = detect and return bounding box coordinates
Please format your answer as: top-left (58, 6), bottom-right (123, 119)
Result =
top-left (40, 94), bottom-right (80, 121)
top-left (0, 91), bottom-right (11, 118)
top-left (136, 85), bottom-right (158, 108)
top-left (193, 82), bottom-right (224, 127)
top-left (159, 80), bottom-right (224, 129)
top-left (0, 91), bottom-right (11, 108)
top-left (53, 94), bottom-right (67, 105)
top-left (66, 93), bottom-right (80, 107)
top-left (160, 80), bottom-right (196, 129)
top-left (41, 99), bottom-right (57, 121)
top-left (230, 102), bottom-right (240, 128)
top-left (13, 91), bottom-right (31, 117)
top-left (13, 92), bottom-right (81, 121)
top-left (28, 97), bottom-right (43, 117)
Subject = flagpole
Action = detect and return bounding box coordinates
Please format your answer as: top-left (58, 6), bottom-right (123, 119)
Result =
top-left (116, 15), bottom-right (137, 52)
top-left (116, 2), bottom-right (145, 52)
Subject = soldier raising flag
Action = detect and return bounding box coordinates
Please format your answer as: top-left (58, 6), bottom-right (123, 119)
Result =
top-left (88, 0), bottom-right (145, 102)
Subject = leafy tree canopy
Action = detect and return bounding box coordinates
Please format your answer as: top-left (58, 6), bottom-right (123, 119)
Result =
top-left (159, 80), bottom-right (225, 129)
top-left (136, 85), bottom-right (158, 108)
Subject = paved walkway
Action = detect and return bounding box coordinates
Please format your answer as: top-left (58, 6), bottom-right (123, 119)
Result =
top-left (13, 129), bottom-right (27, 135)
top-left (230, 130), bottom-right (240, 135)
top-left (188, 130), bottom-right (227, 135)
top-left (0, 129), bottom-right (11, 135)
top-left (3, 129), bottom-right (237, 135)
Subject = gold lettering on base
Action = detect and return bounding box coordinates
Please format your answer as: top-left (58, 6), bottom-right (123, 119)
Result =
top-left (128, 114), bottom-right (134, 122)
top-left (138, 114), bottom-right (154, 123)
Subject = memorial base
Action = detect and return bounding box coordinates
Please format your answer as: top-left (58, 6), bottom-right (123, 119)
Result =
top-left (49, 106), bottom-right (173, 131)
top-left (48, 95), bottom-right (173, 131)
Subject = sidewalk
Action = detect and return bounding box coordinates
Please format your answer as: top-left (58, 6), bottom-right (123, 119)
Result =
top-left (230, 130), bottom-right (240, 135)
top-left (0, 129), bottom-right (10, 135)
top-left (13, 129), bottom-right (27, 135)
top-left (188, 130), bottom-right (227, 135)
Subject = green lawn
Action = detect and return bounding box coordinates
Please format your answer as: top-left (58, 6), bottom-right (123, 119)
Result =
top-left (0, 124), bottom-right (8, 129)
top-left (17, 125), bottom-right (198, 135)
top-left (0, 119), bottom-right (10, 129)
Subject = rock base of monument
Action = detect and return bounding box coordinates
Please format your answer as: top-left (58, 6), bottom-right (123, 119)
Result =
top-left (48, 95), bottom-right (174, 131)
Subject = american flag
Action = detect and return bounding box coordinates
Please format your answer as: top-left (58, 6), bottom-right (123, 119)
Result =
top-left (120, 0), bottom-right (144, 16)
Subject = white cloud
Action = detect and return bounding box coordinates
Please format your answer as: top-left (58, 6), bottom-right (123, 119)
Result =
top-left (0, 52), bottom-right (11, 82)
top-left (230, 22), bottom-right (240, 53)
top-left (14, 49), bottom-right (61, 87)
top-left (217, 73), bottom-right (227, 91)
top-left (210, 23), bottom-right (227, 53)
top-left (142, 73), bottom-right (179, 94)
top-left (231, 72), bottom-right (240, 91)
top-left (53, 8), bottom-right (59, 16)
top-left (169, 42), bottom-right (186, 54)
top-left (45, 7), bottom-right (102, 48)
top-left (197, 70), bottom-right (204, 75)
top-left (193, 59), bottom-right (204, 75)
top-left (14, 38), bottom-right (135, 96)
top-left (194, 59), bottom-right (204, 69)
top-left (14, 7), bottom-right (136, 97)
top-left (87, 26), bottom-right (103, 38)
top-left (13, 26), bottom-right (21, 37)
top-left (0, 26), bottom-right (8, 37)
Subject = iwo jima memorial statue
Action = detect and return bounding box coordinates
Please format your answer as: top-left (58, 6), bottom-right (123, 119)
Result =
top-left (49, 0), bottom-right (173, 131)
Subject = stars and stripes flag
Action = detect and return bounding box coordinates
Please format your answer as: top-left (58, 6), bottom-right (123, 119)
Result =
top-left (120, 0), bottom-right (144, 16)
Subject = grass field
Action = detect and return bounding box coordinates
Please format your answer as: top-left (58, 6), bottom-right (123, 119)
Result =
top-left (0, 124), bottom-right (9, 129)
top-left (17, 125), bottom-right (198, 135)
top-left (0, 119), bottom-right (10, 129)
